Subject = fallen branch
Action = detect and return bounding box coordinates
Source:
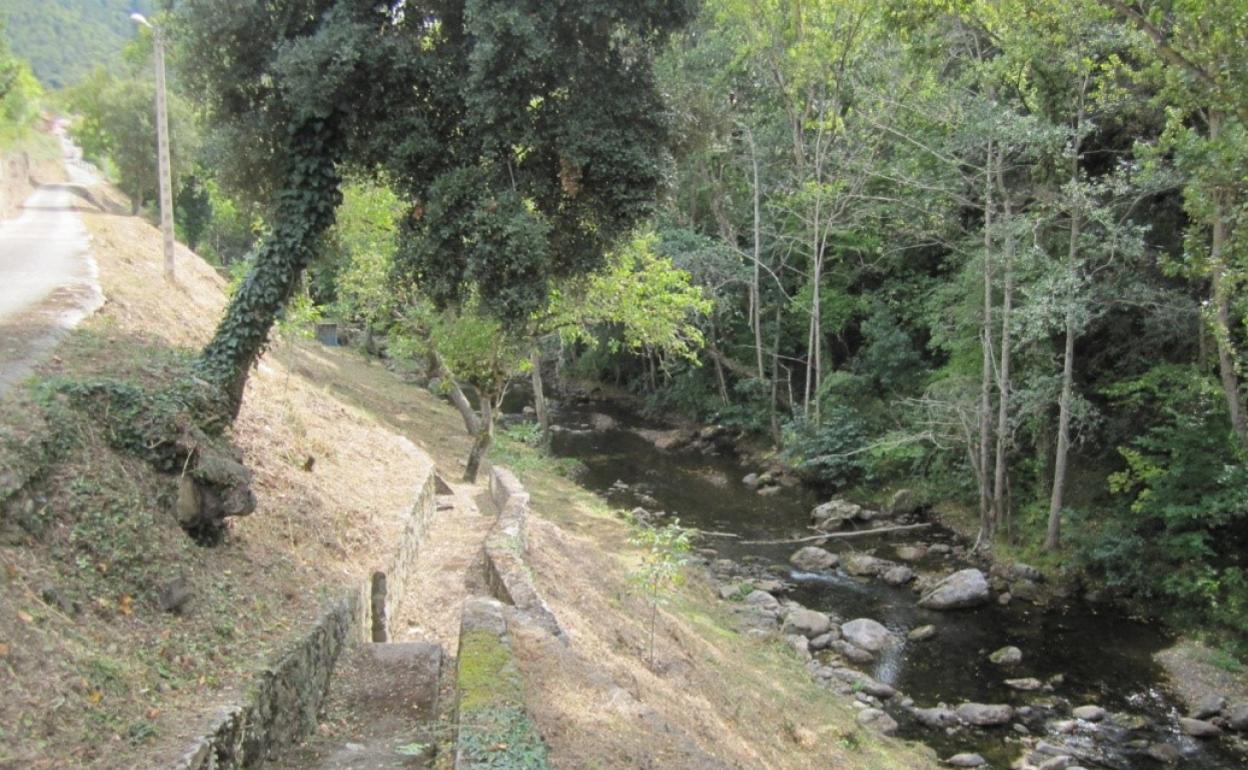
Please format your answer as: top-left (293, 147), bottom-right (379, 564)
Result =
top-left (692, 530), bottom-right (741, 539)
top-left (739, 523), bottom-right (930, 545)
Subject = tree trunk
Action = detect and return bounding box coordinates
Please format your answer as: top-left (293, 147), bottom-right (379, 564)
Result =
top-left (746, 126), bottom-right (766, 381)
top-left (531, 347), bottom-right (550, 441)
top-left (977, 142), bottom-right (996, 549)
top-left (1046, 304), bottom-right (1076, 550)
top-left (196, 122), bottom-right (342, 418)
top-left (464, 393), bottom-right (494, 483)
top-left (992, 168), bottom-right (1015, 531)
top-left (1047, 113), bottom-right (1085, 551)
top-left (770, 305), bottom-right (783, 447)
top-left (1207, 112), bottom-right (1248, 448)
top-left (429, 350), bottom-right (480, 436)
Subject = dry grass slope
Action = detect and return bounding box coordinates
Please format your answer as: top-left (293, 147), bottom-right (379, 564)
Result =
top-left (0, 189), bottom-right (434, 769)
top-left (1, 170), bottom-right (942, 770)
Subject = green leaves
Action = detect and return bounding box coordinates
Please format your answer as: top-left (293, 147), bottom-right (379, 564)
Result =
top-left (547, 230), bottom-right (711, 361)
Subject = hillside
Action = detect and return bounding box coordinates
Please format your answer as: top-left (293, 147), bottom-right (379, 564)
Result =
top-left (0, 0), bottom-right (154, 89)
top-left (0, 162), bottom-right (947, 768)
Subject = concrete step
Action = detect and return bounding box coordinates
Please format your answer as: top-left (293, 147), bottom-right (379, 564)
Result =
top-left (265, 641), bottom-right (442, 769)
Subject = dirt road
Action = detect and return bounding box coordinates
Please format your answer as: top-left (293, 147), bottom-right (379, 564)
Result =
top-left (0, 125), bottom-right (103, 393)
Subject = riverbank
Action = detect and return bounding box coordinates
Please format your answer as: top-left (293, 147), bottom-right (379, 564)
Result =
top-left (536, 392), bottom-right (1248, 768)
top-left (491, 430), bottom-right (942, 769)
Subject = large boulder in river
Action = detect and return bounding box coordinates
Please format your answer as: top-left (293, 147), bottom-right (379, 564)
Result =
top-left (918, 569), bottom-right (991, 610)
top-left (790, 546), bottom-right (838, 572)
top-left (783, 608), bottom-right (833, 639)
top-left (811, 499), bottom-right (862, 529)
top-left (955, 702), bottom-right (1014, 726)
top-left (841, 618), bottom-right (895, 652)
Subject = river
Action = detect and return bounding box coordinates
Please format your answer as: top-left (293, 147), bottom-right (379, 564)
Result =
top-left (537, 396), bottom-right (1246, 769)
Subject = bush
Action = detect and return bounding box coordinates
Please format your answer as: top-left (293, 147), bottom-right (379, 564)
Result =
top-left (1072, 364), bottom-right (1248, 643)
top-left (783, 406), bottom-right (869, 489)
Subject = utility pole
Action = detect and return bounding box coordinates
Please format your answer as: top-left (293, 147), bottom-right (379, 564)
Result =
top-left (132, 14), bottom-right (176, 282)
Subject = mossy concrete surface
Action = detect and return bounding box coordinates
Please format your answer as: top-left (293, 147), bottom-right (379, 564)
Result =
top-left (454, 597), bottom-right (549, 770)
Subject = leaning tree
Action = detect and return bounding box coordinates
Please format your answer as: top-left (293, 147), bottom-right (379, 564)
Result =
top-left (130, 0), bottom-right (693, 533)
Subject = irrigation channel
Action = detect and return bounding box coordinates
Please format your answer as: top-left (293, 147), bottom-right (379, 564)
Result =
top-left (526, 394), bottom-right (1247, 769)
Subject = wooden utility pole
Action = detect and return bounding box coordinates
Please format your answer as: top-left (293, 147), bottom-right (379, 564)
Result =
top-left (133, 14), bottom-right (175, 282)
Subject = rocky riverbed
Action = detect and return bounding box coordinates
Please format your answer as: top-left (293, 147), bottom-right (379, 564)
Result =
top-left (537, 396), bottom-right (1248, 769)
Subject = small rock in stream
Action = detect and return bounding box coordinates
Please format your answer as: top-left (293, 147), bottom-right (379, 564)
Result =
top-left (945, 753), bottom-right (986, 767)
top-left (844, 553), bottom-right (893, 577)
top-left (1071, 705), bottom-right (1105, 722)
top-left (1190, 693), bottom-right (1226, 720)
top-left (955, 702), bottom-right (1014, 726)
top-left (830, 639), bottom-right (875, 664)
top-left (1178, 716), bottom-right (1222, 738)
top-left (882, 565), bottom-right (915, 586)
top-left (989, 645), bottom-right (1023, 666)
top-left (1147, 742), bottom-right (1183, 764)
top-left (908, 624), bottom-right (937, 641)
top-left (895, 544), bottom-right (927, 561)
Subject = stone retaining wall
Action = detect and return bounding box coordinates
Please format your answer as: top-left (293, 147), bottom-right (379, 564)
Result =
top-left (170, 465), bottom-right (438, 769)
top-left (484, 465), bottom-right (563, 640)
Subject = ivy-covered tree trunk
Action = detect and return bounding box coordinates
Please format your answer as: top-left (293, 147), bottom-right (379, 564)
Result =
top-left (195, 122), bottom-right (342, 418)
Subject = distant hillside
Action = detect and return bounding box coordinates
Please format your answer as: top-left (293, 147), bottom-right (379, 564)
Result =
top-left (0, 0), bottom-right (155, 89)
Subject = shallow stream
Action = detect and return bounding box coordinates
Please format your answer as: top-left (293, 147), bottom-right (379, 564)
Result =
top-left (541, 398), bottom-right (1246, 769)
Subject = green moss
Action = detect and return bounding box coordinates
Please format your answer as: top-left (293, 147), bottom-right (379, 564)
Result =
top-left (456, 631), bottom-right (549, 769)
top-left (456, 630), bottom-right (523, 714)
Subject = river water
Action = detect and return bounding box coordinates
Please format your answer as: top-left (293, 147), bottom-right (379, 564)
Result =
top-left (539, 397), bottom-right (1246, 769)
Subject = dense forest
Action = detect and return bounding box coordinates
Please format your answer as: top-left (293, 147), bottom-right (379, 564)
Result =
top-left (0, 0), bottom-right (156, 89)
top-left (29, 0), bottom-right (1248, 650)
